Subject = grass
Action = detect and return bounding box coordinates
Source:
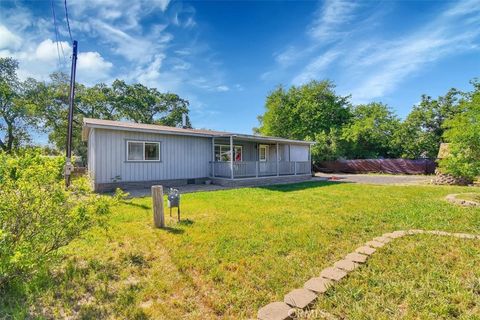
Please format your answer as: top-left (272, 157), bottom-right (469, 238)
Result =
top-left (1, 181), bottom-right (480, 319)
top-left (456, 193), bottom-right (480, 203)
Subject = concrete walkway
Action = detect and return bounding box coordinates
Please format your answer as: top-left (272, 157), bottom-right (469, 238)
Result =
top-left (315, 173), bottom-right (431, 185)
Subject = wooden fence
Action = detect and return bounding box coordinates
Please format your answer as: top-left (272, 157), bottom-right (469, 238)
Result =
top-left (315, 159), bottom-right (436, 175)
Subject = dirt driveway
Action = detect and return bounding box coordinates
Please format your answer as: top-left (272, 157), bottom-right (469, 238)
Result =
top-left (315, 172), bottom-right (432, 185)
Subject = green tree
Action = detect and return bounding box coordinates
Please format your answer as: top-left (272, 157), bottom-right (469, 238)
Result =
top-left (310, 128), bottom-right (348, 161)
top-left (255, 80), bottom-right (351, 140)
top-left (111, 80), bottom-right (191, 127)
top-left (398, 89), bottom-right (461, 159)
top-left (29, 75), bottom-right (191, 161)
top-left (440, 80), bottom-right (480, 179)
top-left (0, 58), bottom-right (34, 152)
top-left (342, 103), bottom-right (401, 159)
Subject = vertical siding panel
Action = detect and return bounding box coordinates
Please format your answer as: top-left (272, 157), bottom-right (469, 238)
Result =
top-left (92, 129), bottom-right (216, 183)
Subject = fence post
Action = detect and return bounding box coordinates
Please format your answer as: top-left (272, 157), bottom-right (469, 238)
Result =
top-left (152, 185), bottom-right (164, 228)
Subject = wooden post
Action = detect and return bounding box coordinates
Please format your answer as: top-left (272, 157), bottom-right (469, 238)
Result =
top-left (152, 185), bottom-right (164, 228)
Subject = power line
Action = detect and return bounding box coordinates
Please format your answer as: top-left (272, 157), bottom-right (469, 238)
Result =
top-left (64, 0), bottom-right (73, 43)
top-left (51, 0), bottom-right (63, 67)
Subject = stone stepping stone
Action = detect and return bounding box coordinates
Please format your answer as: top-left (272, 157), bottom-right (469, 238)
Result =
top-left (427, 230), bottom-right (451, 236)
top-left (284, 288), bottom-right (317, 309)
top-left (355, 246), bottom-right (376, 255)
top-left (373, 236), bottom-right (392, 244)
top-left (320, 267), bottom-right (348, 281)
top-left (383, 232), bottom-right (403, 239)
top-left (345, 252), bottom-right (368, 263)
top-left (406, 229), bottom-right (425, 235)
top-left (452, 233), bottom-right (476, 239)
top-left (304, 277), bottom-right (332, 293)
top-left (334, 259), bottom-right (359, 272)
top-left (258, 302), bottom-right (293, 320)
top-left (391, 230), bottom-right (406, 237)
top-left (365, 240), bottom-right (385, 248)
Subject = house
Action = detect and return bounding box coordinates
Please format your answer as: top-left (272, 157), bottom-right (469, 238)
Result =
top-left (82, 118), bottom-right (314, 192)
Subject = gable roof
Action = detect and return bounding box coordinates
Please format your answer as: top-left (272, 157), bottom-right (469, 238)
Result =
top-left (82, 118), bottom-right (314, 145)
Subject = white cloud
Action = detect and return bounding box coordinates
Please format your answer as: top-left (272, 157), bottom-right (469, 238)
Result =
top-left (265, 0), bottom-right (480, 106)
top-left (308, 0), bottom-right (358, 41)
top-left (77, 51), bottom-right (113, 84)
top-left (215, 85), bottom-right (229, 92)
top-left (263, 0), bottom-right (360, 80)
top-left (348, 0), bottom-right (480, 102)
top-left (292, 50), bottom-right (340, 85)
top-left (135, 54), bottom-right (166, 87)
top-left (0, 37), bottom-right (113, 83)
top-left (0, 25), bottom-right (22, 50)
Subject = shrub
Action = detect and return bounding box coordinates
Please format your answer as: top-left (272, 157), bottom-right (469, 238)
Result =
top-left (440, 80), bottom-right (480, 180)
top-left (0, 150), bottom-right (114, 288)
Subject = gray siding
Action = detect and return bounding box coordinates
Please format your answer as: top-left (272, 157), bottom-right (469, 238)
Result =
top-left (289, 144), bottom-right (309, 161)
top-left (92, 129), bottom-right (211, 184)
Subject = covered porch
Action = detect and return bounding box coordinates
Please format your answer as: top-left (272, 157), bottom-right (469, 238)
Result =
top-left (210, 134), bottom-right (313, 179)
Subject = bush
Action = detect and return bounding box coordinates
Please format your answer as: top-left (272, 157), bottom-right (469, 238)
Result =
top-left (440, 80), bottom-right (480, 180)
top-left (0, 150), bottom-right (114, 288)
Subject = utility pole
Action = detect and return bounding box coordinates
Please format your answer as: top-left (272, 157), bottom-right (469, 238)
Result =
top-left (65, 40), bottom-right (78, 187)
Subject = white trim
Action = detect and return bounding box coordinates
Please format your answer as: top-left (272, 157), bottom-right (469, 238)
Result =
top-left (126, 140), bottom-right (161, 162)
top-left (259, 144), bottom-right (269, 162)
top-left (214, 144), bottom-right (243, 162)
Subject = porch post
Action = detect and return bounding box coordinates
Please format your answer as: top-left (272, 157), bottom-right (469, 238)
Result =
top-left (256, 143), bottom-right (259, 178)
top-left (293, 144), bottom-right (297, 175)
top-left (230, 135), bottom-right (234, 179)
top-left (309, 144), bottom-right (312, 175)
top-left (211, 137), bottom-right (215, 177)
top-left (276, 142), bottom-right (279, 176)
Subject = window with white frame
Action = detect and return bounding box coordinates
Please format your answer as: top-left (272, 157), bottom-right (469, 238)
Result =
top-left (214, 144), bottom-right (242, 162)
top-left (259, 145), bottom-right (269, 162)
top-left (127, 141), bottom-right (160, 161)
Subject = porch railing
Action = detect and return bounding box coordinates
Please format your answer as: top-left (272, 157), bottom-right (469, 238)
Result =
top-left (211, 161), bottom-right (311, 179)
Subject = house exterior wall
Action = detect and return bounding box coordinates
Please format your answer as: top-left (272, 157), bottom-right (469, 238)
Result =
top-left (87, 127), bottom-right (311, 191)
top-left (91, 128), bottom-right (212, 185)
top-left (289, 144), bottom-right (309, 161)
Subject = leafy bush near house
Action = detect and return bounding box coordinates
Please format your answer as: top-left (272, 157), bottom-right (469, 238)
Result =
top-left (440, 80), bottom-right (480, 180)
top-left (0, 150), bottom-right (114, 289)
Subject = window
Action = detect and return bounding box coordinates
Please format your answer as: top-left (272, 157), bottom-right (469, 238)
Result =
top-left (259, 145), bottom-right (269, 162)
top-left (214, 144), bottom-right (242, 162)
top-left (127, 141), bottom-right (160, 161)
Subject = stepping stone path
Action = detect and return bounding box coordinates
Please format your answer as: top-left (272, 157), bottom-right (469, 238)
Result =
top-left (334, 259), bottom-right (359, 272)
top-left (446, 194), bottom-right (480, 207)
top-left (257, 302), bottom-right (293, 320)
top-left (365, 240), bottom-right (385, 248)
top-left (320, 267), bottom-right (348, 281)
top-left (373, 236), bottom-right (392, 243)
top-left (284, 288), bottom-right (317, 309)
top-left (257, 229), bottom-right (480, 320)
top-left (345, 252), bottom-right (368, 263)
top-left (355, 246), bottom-right (376, 255)
top-left (304, 277), bottom-right (332, 293)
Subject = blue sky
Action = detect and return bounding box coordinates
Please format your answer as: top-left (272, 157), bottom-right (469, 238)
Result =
top-left (1, 0), bottom-right (479, 138)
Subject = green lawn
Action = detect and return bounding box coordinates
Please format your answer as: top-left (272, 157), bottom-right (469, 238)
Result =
top-left (2, 181), bottom-right (480, 319)
top-left (456, 193), bottom-right (480, 203)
